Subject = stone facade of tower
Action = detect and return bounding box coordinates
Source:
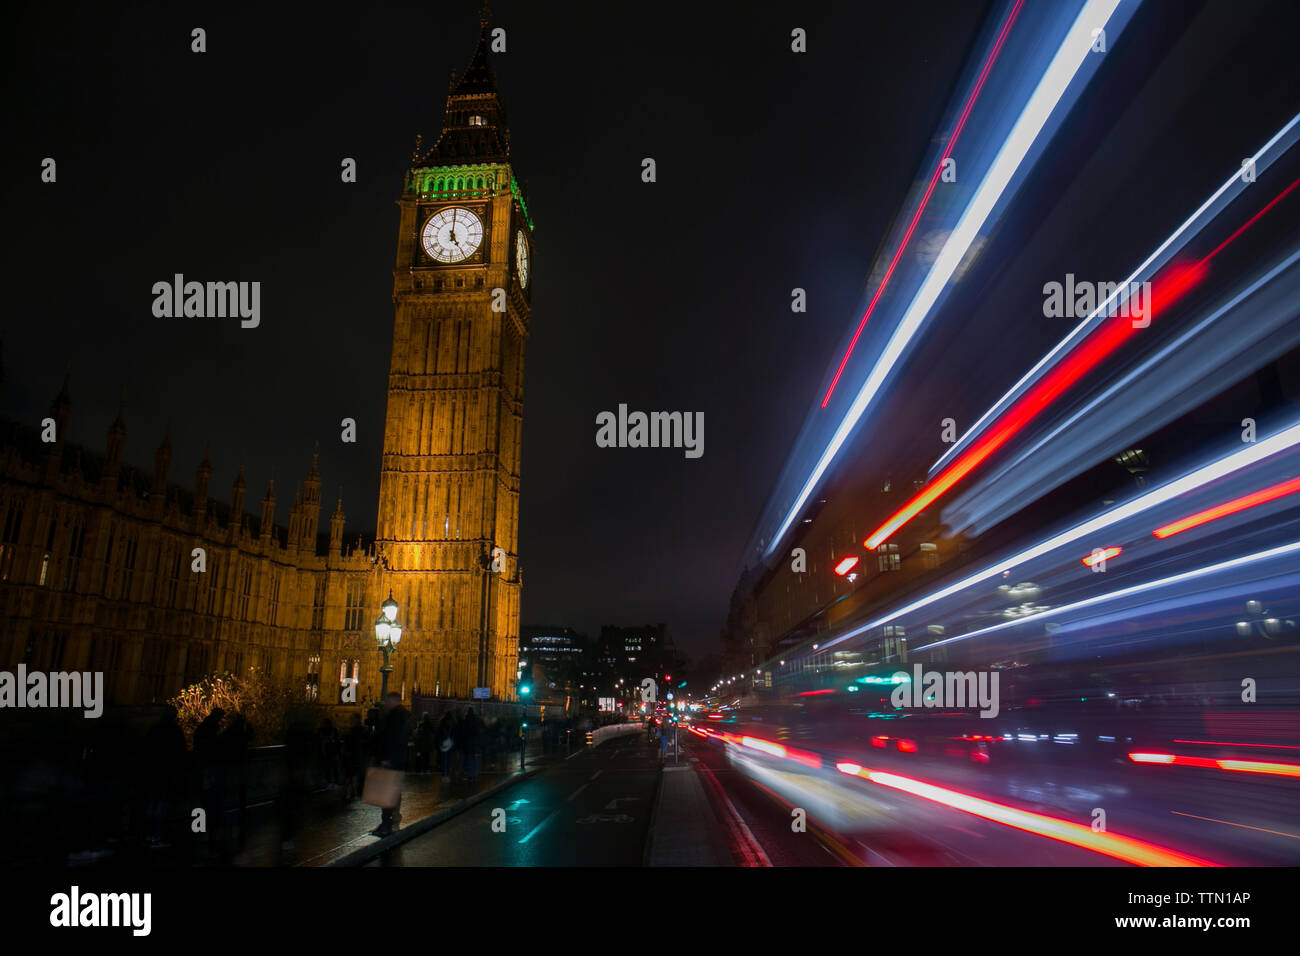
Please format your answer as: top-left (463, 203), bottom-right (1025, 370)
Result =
top-left (375, 18), bottom-right (530, 701)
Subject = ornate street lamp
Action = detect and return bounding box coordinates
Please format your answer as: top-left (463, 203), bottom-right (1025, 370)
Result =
top-left (374, 590), bottom-right (403, 700)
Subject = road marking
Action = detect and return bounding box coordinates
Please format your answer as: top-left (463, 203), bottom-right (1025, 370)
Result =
top-left (590, 770), bottom-right (603, 780)
top-left (605, 797), bottom-right (638, 809)
top-left (1171, 809), bottom-right (1300, 840)
top-left (577, 813), bottom-right (634, 824)
top-left (518, 807), bottom-right (563, 844)
top-left (696, 761), bottom-right (772, 867)
top-left (745, 771), bottom-right (865, 867)
top-left (567, 783), bottom-right (589, 803)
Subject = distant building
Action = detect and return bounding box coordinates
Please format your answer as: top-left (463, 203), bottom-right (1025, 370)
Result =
top-left (518, 625), bottom-right (586, 706)
top-left (589, 623), bottom-right (680, 708)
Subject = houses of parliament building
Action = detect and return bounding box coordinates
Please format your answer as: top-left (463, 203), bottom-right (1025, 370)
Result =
top-left (0, 17), bottom-right (531, 710)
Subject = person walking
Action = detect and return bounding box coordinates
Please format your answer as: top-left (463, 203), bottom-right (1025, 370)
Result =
top-left (193, 708), bottom-right (225, 857)
top-left (437, 711), bottom-right (457, 781)
top-left (414, 713), bottom-right (435, 774)
top-left (457, 707), bottom-right (481, 787)
top-left (142, 705), bottom-right (187, 848)
top-left (280, 708), bottom-right (315, 860)
top-left (343, 712), bottom-right (366, 800)
top-left (369, 693), bottom-right (410, 837)
top-left (318, 717), bottom-right (342, 789)
top-left (215, 712), bottom-right (253, 858)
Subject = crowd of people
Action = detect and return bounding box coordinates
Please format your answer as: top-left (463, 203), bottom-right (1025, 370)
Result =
top-left (337, 701), bottom-right (533, 792)
top-left (32, 698), bottom-right (583, 861)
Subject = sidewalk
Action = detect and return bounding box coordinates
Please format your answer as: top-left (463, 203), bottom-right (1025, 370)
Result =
top-left (233, 743), bottom-right (561, 866)
top-left (646, 759), bottom-right (734, 866)
top-left (38, 740), bottom-right (582, 868)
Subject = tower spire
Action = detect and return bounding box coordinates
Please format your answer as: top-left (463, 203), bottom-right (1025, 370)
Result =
top-left (415, 7), bottom-right (508, 167)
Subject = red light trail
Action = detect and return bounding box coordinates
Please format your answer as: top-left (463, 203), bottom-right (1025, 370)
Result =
top-left (1082, 545), bottom-right (1122, 567)
top-left (1130, 751), bottom-right (1300, 777)
top-left (863, 175), bottom-right (1300, 550)
top-left (1153, 475), bottom-right (1300, 538)
top-left (835, 761), bottom-right (1216, 865)
top-left (1174, 739), bottom-right (1300, 750)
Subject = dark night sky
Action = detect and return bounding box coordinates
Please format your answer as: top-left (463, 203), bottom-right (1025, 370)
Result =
top-left (6, 0), bottom-right (1123, 662)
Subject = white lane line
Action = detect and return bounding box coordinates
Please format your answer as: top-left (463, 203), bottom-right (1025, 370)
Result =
top-left (590, 770), bottom-right (603, 780)
top-left (518, 806), bottom-right (563, 845)
top-left (696, 761), bottom-right (772, 867)
top-left (567, 783), bottom-right (590, 803)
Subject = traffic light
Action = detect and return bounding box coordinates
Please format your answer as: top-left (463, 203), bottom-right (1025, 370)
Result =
top-left (519, 684), bottom-right (531, 696)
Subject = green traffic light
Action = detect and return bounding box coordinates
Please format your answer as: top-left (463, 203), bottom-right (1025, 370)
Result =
top-left (520, 685), bottom-right (531, 695)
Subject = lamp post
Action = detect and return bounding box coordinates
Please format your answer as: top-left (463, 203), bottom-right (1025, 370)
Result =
top-left (517, 680), bottom-right (530, 771)
top-left (374, 590), bottom-right (403, 701)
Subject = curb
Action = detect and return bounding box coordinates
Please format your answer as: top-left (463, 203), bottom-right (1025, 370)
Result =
top-left (641, 762), bottom-right (666, 867)
top-left (326, 764), bottom-right (546, 867)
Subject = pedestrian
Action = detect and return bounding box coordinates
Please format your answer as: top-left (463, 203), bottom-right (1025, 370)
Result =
top-left (194, 707), bottom-right (223, 769)
top-left (437, 710), bottom-right (457, 780)
top-left (280, 708), bottom-right (315, 860)
top-left (318, 717), bottom-right (342, 789)
top-left (194, 707), bottom-right (225, 855)
top-left (483, 715), bottom-right (499, 769)
top-left (142, 705), bottom-right (187, 849)
top-left (457, 707), bottom-right (481, 785)
top-left (216, 712), bottom-right (254, 856)
top-left (368, 693), bottom-right (410, 837)
top-left (343, 712), bottom-right (366, 800)
top-left (414, 713), bottom-right (435, 774)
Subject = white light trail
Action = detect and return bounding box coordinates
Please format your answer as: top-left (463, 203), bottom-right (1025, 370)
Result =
top-left (929, 109), bottom-right (1300, 477)
top-left (947, 244), bottom-right (1300, 532)
top-left (912, 539), bottom-right (1300, 652)
top-left (816, 418), bottom-right (1300, 654)
top-left (765, 0), bottom-right (1123, 559)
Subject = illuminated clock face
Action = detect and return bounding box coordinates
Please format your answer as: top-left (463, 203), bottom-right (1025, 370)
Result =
top-left (516, 230), bottom-right (530, 289)
top-left (421, 207), bottom-right (483, 263)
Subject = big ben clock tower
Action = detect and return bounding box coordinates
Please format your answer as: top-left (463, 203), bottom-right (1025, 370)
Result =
top-left (376, 7), bottom-right (530, 701)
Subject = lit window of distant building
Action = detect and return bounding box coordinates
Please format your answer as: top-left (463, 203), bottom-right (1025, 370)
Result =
top-left (877, 543), bottom-right (900, 572)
